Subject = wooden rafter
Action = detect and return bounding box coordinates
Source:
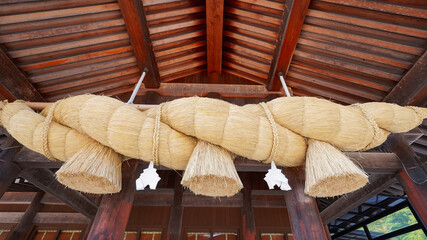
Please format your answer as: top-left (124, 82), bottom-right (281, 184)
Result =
top-left (7, 192), bottom-right (44, 239)
top-left (206, 0), bottom-right (224, 83)
top-left (267, 0), bottom-right (311, 91)
top-left (0, 48), bottom-right (44, 101)
top-left (19, 168), bottom-right (98, 219)
top-left (118, 0), bottom-right (160, 88)
top-left (383, 50), bottom-right (427, 106)
top-left (320, 174), bottom-right (397, 224)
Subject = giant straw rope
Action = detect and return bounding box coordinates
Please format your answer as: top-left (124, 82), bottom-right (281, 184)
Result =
top-left (1, 94), bottom-right (426, 197)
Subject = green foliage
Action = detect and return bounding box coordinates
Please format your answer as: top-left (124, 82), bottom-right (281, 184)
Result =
top-left (366, 207), bottom-right (426, 240)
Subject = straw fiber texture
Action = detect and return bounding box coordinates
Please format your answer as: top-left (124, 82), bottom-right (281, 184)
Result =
top-left (1, 95), bottom-right (426, 197)
top-left (181, 140), bottom-right (243, 197)
top-left (305, 140), bottom-right (369, 197)
top-left (0, 101), bottom-right (122, 193)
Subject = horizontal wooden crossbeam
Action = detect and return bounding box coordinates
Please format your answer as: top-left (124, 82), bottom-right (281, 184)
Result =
top-left (13, 147), bottom-right (401, 174)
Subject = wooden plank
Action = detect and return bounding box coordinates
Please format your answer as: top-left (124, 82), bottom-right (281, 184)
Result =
top-left (86, 160), bottom-right (141, 240)
top-left (283, 167), bottom-right (329, 240)
top-left (383, 51), bottom-right (427, 106)
top-left (0, 3), bottom-right (120, 24)
top-left (137, 83), bottom-right (281, 98)
top-left (302, 25), bottom-right (424, 55)
top-left (320, 174), bottom-right (397, 224)
top-left (397, 170), bottom-right (427, 228)
top-left (0, 212), bottom-right (89, 224)
top-left (206, 0), bottom-right (224, 83)
top-left (167, 173), bottom-right (184, 240)
top-left (19, 168), bottom-right (98, 219)
top-left (0, 0), bottom-right (115, 15)
top-left (320, 0), bottom-right (427, 19)
top-left (307, 9), bottom-right (427, 38)
top-left (7, 192), bottom-right (44, 240)
top-left (0, 137), bottom-right (22, 198)
top-left (8, 33), bottom-right (129, 58)
top-left (0, 48), bottom-right (44, 101)
top-left (293, 49), bottom-right (402, 81)
top-left (118, 0), bottom-right (160, 88)
top-left (268, 0), bottom-right (310, 91)
top-left (241, 172), bottom-right (256, 240)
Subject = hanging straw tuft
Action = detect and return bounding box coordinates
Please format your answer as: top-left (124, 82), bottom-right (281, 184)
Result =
top-left (181, 140), bottom-right (243, 197)
top-left (305, 139), bottom-right (368, 197)
top-left (56, 141), bottom-right (122, 194)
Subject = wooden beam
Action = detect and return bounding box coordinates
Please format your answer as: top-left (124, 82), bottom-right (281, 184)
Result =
top-left (241, 172), bottom-right (256, 240)
top-left (283, 167), bottom-right (328, 240)
top-left (0, 160), bottom-right (20, 199)
top-left (0, 48), bottom-right (44, 101)
top-left (206, 0), bottom-right (224, 83)
top-left (86, 160), bottom-right (141, 240)
top-left (118, 0), bottom-right (160, 88)
top-left (7, 192), bottom-right (44, 240)
top-left (0, 212), bottom-right (89, 225)
top-left (167, 173), bottom-right (184, 240)
top-left (0, 137), bottom-right (22, 198)
top-left (397, 169), bottom-right (427, 228)
top-left (383, 50), bottom-right (427, 106)
top-left (19, 168), bottom-right (98, 219)
top-left (268, 0), bottom-right (311, 91)
top-left (320, 174), bottom-right (397, 224)
top-left (13, 147), bottom-right (401, 174)
top-left (384, 134), bottom-right (427, 188)
top-left (137, 83), bottom-right (283, 98)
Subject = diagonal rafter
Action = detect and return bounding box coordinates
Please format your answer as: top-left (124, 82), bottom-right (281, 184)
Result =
top-left (206, 0), bottom-right (224, 83)
top-left (320, 174), bottom-right (397, 225)
top-left (383, 50), bottom-right (427, 106)
top-left (0, 48), bottom-right (44, 101)
top-left (118, 0), bottom-right (160, 88)
top-left (267, 0), bottom-right (311, 91)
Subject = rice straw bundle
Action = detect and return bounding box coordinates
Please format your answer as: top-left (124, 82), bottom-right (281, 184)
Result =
top-left (305, 140), bottom-right (368, 197)
top-left (145, 97), bottom-right (307, 166)
top-left (181, 140), bottom-right (243, 197)
top-left (56, 141), bottom-right (122, 194)
top-left (2, 94), bottom-right (427, 198)
top-left (42, 95), bottom-right (196, 170)
top-left (0, 101), bottom-right (123, 193)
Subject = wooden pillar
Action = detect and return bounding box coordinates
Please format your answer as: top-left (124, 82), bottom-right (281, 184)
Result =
top-left (283, 167), bottom-right (329, 240)
top-left (7, 192), bottom-right (44, 240)
top-left (86, 160), bottom-right (141, 240)
top-left (397, 169), bottom-right (427, 228)
top-left (241, 172), bottom-right (256, 240)
top-left (167, 173), bottom-right (183, 240)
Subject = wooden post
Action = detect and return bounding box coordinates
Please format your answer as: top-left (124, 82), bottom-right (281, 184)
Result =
top-left (7, 192), bottom-right (44, 240)
top-left (283, 167), bottom-right (329, 240)
top-left (86, 160), bottom-right (141, 240)
top-left (241, 172), bottom-right (256, 240)
top-left (167, 173), bottom-right (184, 240)
top-left (396, 169), bottom-right (427, 228)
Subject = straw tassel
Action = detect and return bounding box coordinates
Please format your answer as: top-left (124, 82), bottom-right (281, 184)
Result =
top-left (181, 140), bottom-right (243, 197)
top-left (56, 141), bottom-right (122, 194)
top-left (304, 139), bottom-right (368, 197)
